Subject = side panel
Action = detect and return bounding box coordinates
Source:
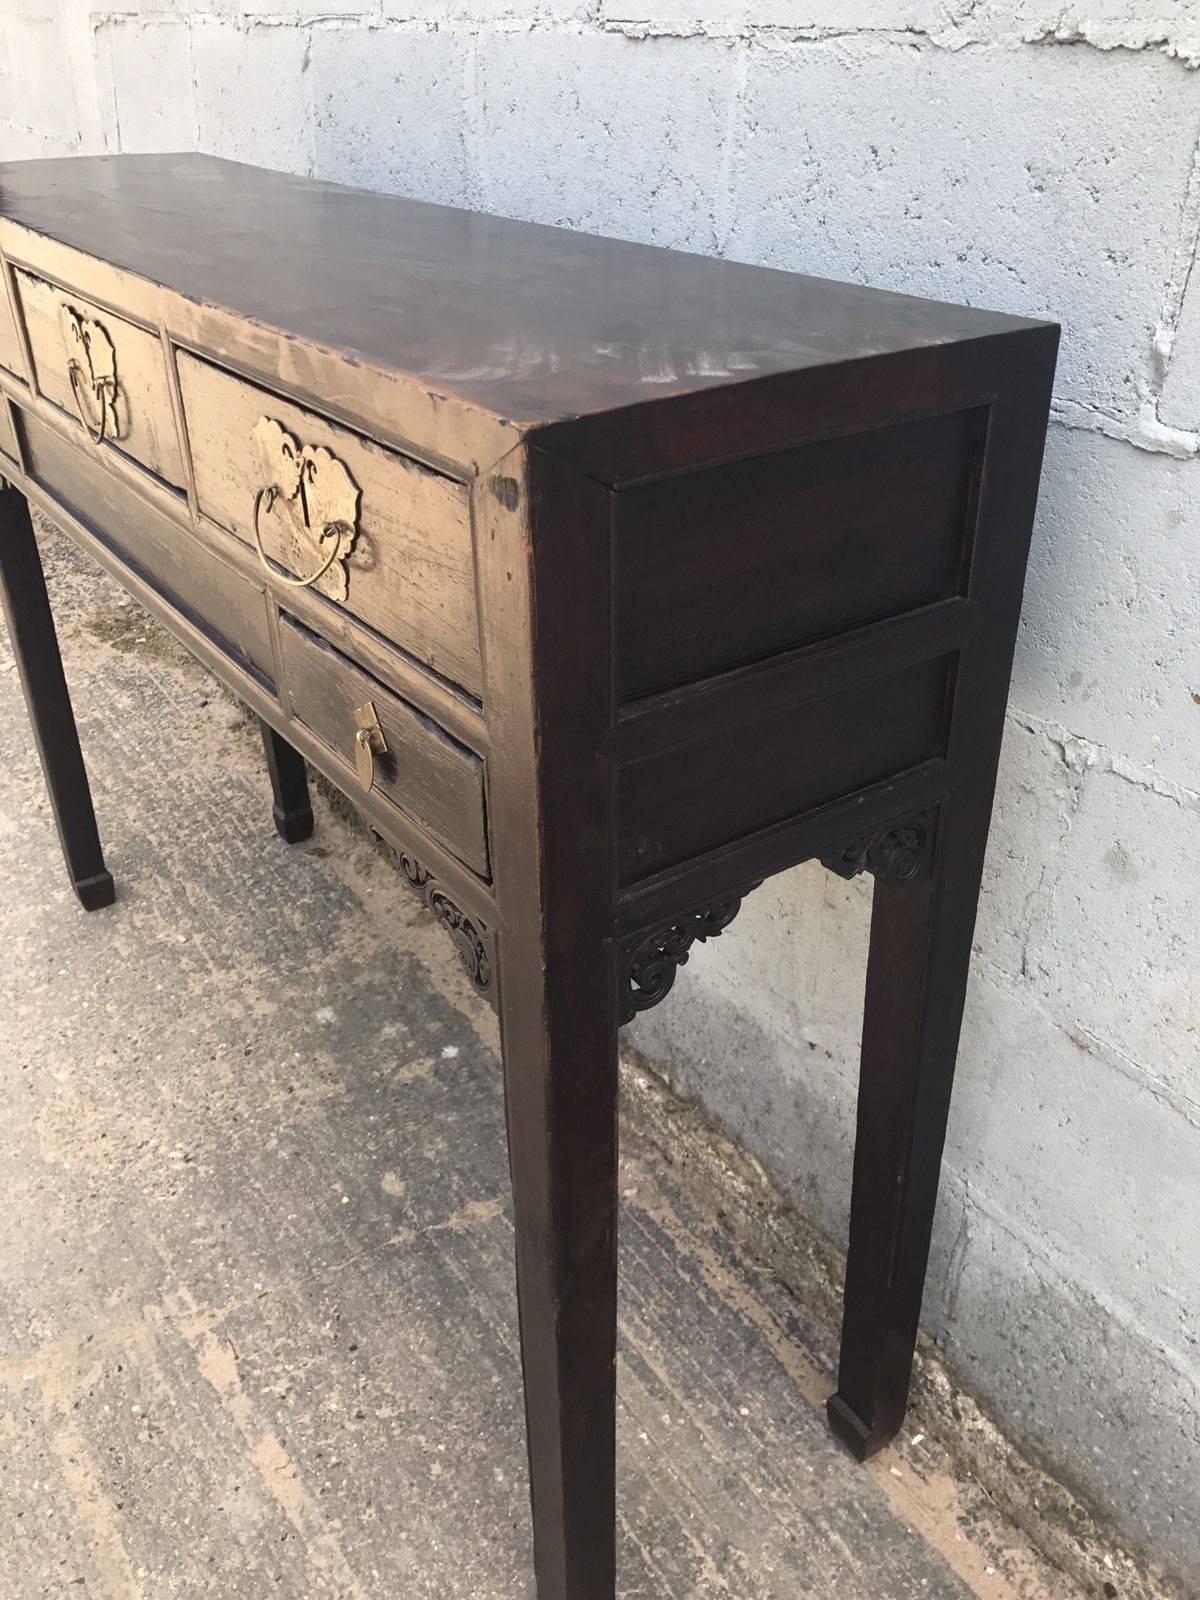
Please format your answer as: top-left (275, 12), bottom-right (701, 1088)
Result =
top-left (618, 654), bottom-right (953, 883)
top-left (616, 407), bottom-right (985, 699)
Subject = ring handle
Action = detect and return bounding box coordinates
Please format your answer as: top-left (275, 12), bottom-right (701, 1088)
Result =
top-left (63, 307), bottom-right (119, 446)
top-left (252, 485), bottom-right (350, 589)
top-left (69, 360), bottom-right (114, 445)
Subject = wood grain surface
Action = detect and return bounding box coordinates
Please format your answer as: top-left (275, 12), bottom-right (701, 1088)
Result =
top-left (0, 153), bottom-right (1045, 427)
top-left (21, 407), bottom-right (276, 688)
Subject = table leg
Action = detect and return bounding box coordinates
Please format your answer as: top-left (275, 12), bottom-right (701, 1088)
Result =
top-left (499, 942), bottom-right (620, 1600)
top-left (260, 720), bottom-right (314, 843)
top-left (0, 484), bottom-right (115, 911)
top-left (828, 802), bottom-right (987, 1459)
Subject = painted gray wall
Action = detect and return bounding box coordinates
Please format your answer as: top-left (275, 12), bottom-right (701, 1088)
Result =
top-left (2, 2), bottom-right (1198, 1583)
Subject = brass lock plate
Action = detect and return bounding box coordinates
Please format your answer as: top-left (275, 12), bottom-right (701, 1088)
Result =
top-left (353, 701), bottom-right (387, 792)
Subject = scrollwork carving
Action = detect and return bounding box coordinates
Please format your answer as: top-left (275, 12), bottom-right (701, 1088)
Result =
top-left (396, 851), bottom-right (493, 997)
top-left (820, 808), bottom-right (936, 886)
top-left (620, 887), bottom-right (758, 1024)
top-left (374, 836), bottom-right (495, 1002)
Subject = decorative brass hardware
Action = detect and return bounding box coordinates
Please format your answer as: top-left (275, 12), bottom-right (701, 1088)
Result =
top-left (353, 701), bottom-right (387, 792)
top-left (61, 305), bottom-right (119, 445)
top-left (251, 417), bottom-right (360, 600)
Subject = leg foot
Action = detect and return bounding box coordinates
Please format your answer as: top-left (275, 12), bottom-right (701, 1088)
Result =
top-left (826, 1392), bottom-right (889, 1462)
top-left (74, 869), bottom-right (116, 911)
top-left (260, 721), bottom-right (314, 843)
top-left (272, 802), bottom-right (314, 845)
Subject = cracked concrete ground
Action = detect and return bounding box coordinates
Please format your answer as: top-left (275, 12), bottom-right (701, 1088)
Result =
top-left (0, 524), bottom-right (1149, 1598)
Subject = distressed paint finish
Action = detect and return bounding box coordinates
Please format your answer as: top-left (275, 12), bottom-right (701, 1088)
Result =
top-left (178, 351), bottom-right (484, 697)
top-left (14, 266), bottom-right (187, 488)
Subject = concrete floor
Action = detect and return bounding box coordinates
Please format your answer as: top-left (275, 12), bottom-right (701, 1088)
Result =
top-left (0, 525), bottom-right (1103, 1598)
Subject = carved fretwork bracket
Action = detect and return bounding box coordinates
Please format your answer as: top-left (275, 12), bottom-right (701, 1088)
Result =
top-left (396, 852), bottom-right (495, 1001)
top-left (619, 886), bottom-right (760, 1025)
top-left (820, 807), bottom-right (938, 886)
top-left (616, 808), bottom-right (939, 1024)
top-left (375, 811), bottom-right (934, 1025)
top-left (374, 832), bottom-right (496, 1005)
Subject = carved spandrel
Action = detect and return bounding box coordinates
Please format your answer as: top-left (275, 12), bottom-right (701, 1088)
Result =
top-left (820, 808), bottom-right (937, 886)
top-left (619, 808), bottom-right (938, 1023)
top-left (620, 887), bottom-right (759, 1025)
top-left (373, 832), bottom-right (495, 1006)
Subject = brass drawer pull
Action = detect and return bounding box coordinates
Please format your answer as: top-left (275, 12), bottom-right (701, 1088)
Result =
top-left (252, 485), bottom-right (349, 589)
top-left (62, 306), bottom-right (119, 445)
top-left (353, 701), bottom-right (387, 792)
top-left (251, 417), bottom-right (360, 597)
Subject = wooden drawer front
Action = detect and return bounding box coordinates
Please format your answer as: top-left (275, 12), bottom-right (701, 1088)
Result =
top-left (0, 279), bottom-right (24, 379)
top-left (14, 269), bottom-right (185, 490)
top-left (178, 352), bottom-right (483, 701)
top-left (279, 615), bottom-right (489, 878)
top-left (618, 655), bottom-right (952, 883)
top-left (616, 409), bottom-right (984, 700)
top-left (21, 408), bottom-right (276, 688)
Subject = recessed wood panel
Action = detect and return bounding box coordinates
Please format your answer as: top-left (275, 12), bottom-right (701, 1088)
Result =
top-left (14, 268), bottom-right (186, 489)
top-left (178, 351), bottom-right (483, 702)
top-left (618, 654), bottom-right (953, 883)
top-left (616, 409), bottom-right (984, 700)
top-left (20, 408), bottom-right (275, 687)
top-left (279, 614), bottom-right (490, 879)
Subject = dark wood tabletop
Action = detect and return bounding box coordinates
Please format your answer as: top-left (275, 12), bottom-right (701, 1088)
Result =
top-left (0, 153), bottom-right (1044, 425)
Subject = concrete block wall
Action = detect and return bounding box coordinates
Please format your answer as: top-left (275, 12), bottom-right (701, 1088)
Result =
top-left (1, 2), bottom-right (1198, 1583)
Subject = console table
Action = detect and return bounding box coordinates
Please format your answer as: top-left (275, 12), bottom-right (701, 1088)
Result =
top-left (0, 154), bottom-right (1057, 1598)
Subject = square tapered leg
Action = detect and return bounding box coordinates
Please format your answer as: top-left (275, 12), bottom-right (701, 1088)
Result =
top-left (260, 719), bottom-right (314, 843)
top-left (0, 486), bottom-right (114, 911)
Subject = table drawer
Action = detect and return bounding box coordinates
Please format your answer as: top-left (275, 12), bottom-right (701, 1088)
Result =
top-left (0, 277), bottom-right (24, 380)
top-left (13, 269), bottom-right (186, 490)
top-left (20, 407), bottom-right (276, 688)
top-left (178, 352), bottom-right (483, 702)
top-left (279, 614), bottom-right (489, 878)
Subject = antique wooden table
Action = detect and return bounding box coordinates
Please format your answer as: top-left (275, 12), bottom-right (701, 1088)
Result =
top-left (0, 154), bottom-right (1057, 1598)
